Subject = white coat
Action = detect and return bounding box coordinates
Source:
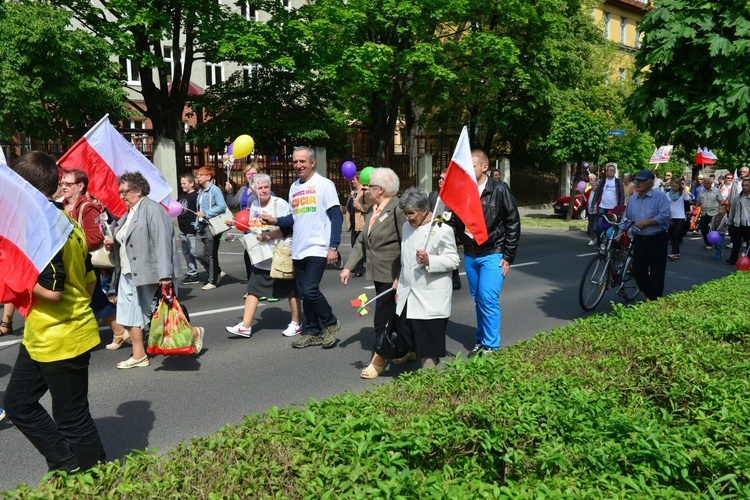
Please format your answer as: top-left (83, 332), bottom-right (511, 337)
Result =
top-left (396, 221), bottom-right (459, 319)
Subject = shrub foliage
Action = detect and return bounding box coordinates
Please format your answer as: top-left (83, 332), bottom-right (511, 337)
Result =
top-left (8, 273), bottom-right (750, 498)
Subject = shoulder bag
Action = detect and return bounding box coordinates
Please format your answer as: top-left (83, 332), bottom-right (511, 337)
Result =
top-left (78, 202), bottom-right (116, 269)
top-left (206, 188), bottom-right (233, 237)
top-left (269, 199), bottom-right (295, 279)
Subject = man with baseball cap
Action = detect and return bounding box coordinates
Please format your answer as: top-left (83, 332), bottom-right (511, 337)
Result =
top-left (623, 169), bottom-right (671, 300)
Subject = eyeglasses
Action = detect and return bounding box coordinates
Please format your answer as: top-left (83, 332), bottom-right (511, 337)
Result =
top-left (59, 181), bottom-right (78, 187)
top-left (368, 184), bottom-right (382, 190)
top-left (118, 189), bottom-right (132, 196)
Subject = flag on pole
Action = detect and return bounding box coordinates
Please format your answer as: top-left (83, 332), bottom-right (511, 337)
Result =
top-left (438, 126), bottom-right (489, 245)
top-left (0, 152), bottom-right (73, 316)
top-left (695, 147), bottom-right (717, 165)
top-left (649, 145), bottom-right (673, 164)
top-left (58, 115), bottom-right (172, 218)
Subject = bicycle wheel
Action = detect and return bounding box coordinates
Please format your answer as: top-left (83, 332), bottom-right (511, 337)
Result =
top-left (579, 254), bottom-right (610, 311)
top-left (617, 255), bottom-right (641, 301)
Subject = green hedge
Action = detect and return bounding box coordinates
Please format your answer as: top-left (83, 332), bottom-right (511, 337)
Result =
top-left (8, 273), bottom-right (750, 499)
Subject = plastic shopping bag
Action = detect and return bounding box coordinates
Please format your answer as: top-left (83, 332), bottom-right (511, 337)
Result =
top-left (147, 283), bottom-right (196, 356)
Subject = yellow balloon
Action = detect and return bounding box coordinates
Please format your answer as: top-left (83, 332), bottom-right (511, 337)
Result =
top-left (233, 134), bottom-right (255, 159)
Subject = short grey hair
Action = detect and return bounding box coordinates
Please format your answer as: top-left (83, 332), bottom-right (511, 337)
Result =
top-left (622, 173), bottom-right (632, 181)
top-left (369, 168), bottom-right (399, 197)
top-left (252, 173), bottom-right (271, 188)
top-left (293, 146), bottom-right (315, 164)
top-left (398, 187), bottom-right (429, 212)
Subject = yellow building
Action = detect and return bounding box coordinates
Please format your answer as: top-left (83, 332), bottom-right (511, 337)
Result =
top-left (592, 0), bottom-right (651, 81)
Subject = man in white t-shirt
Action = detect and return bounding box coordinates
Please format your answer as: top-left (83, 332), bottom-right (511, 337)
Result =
top-left (592, 163), bottom-right (624, 241)
top-left (262, 146), bottom-right (342, 349)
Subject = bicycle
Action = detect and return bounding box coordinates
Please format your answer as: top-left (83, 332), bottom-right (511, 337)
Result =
top-left (578, 214), bottom-right (641, 311)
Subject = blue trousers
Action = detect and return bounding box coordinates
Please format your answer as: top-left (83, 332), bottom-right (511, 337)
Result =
top-left (464, 253), bottom-right (504, 349)
top-left (293, 256), bottom-right (337, 335)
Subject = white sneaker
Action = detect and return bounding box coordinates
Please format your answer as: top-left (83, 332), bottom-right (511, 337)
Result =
top-left (226, 322), bottom-right (252, 337)
top-left (727, 243), bottom-right (733, 248)
top-left (588, 240), bottom-right (595, 246)
top-left (202, 283), bottom-right (217, 291)
top-left (282, 321), bottom-right (301, 337)
top-left (216, 271), bottom-right (227, 285)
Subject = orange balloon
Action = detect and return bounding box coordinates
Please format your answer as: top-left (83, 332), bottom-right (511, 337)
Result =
top-left (235, 209), bottom-right (250, 232)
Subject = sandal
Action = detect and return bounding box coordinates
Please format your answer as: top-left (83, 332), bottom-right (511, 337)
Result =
top-left (360, 363), bottom-right (386, 379)
top-left (116, 355), bottom-right (149, 369)
top-left (0, 320), bottom-right (12, 337)
top-left (106, 331), bottom-right (131, 350)
top-left (193, 327), bottom-right (205, 355)
top-left (392, 352), bottom-right (416, 365)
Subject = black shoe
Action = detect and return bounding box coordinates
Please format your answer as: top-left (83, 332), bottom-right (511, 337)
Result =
top-left (181, 276), bottom-right (200, 285)
top-left (727, 259), bottom-right (737, 265)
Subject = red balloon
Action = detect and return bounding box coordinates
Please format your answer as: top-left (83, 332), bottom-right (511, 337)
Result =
top-left (234, 210), bottom-right (250, 232)
top-left (736, 256), bottom-right (750, 271)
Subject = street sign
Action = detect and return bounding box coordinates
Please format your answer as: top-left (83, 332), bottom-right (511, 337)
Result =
top-left (609, 129), bottom-right (626, 136)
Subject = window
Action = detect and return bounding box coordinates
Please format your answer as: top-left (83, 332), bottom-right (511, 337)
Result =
top-left (243, 63), bottom-right (260, 84)
top-left (280, 0), bottom-right (291, 10)
top-left (618, 68), bottom-right (626, 81)
top-left (241, 1), bottom-right (259, 21)
top-left (603, 13), bottom-right (611, 40)
top-left (164, 47), bottom-right (174, 82)
top-left (635, 28), bottom-right (642, 49)
top-left (120, 57), bottom-right (140, 84)
top-left (620, 17), bottom-right (628, 44)
top-left (205, 63), bottom-right (224, 86)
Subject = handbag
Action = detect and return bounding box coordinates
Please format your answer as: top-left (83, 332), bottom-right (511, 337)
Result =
top-left (78, 202), bottom-right (116, 269)
top-left (270, 245), bottom-right (294, 279)
top-left (147, 283), bottom-right (196, 356)
top-left (205, 188), bottom-right (232, 236)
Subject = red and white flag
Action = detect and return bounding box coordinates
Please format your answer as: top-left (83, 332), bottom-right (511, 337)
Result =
top-left (439, 126), bottom-right (489, 245)
top-left (0, 152), bottom-right (73, 316)
top-left (695, 147), bottom-right (717, 165)
top-left (58, 115), bottom-right (172, 217)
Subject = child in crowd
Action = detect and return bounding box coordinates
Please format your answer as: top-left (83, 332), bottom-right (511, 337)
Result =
top-left (711, 202), bottom-right (729, 260)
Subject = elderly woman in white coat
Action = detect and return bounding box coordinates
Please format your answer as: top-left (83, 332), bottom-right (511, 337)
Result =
top-left (395, 188), bottom-right (459, 369)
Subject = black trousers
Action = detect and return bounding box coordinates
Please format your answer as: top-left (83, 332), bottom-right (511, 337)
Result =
top-left (728, 225), bottom-right (750, 262)
top-left (373, 281), bottom-right (397, 357)
top-left (668, 218), bottom-right (685, 254)
top-left (699, 214), bottom-right (713, 246)
top-left (3, 345), bottom-right (105, 473)
top-left (631, 231), bottom-right (668, 301)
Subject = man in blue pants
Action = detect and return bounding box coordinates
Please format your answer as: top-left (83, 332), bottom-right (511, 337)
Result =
top-left (454, 150), bottom-right (520, 356)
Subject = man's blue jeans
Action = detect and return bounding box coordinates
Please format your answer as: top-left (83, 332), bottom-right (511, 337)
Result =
top-left (464, 253), bottom-right (504, 349)
top-left (294, 256), bottom-right (337, 335)
top-left (179, 232), bottom-right (198, 278)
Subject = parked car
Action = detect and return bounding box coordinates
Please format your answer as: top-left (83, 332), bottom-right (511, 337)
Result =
top-left (553, 188), bottom-right (592, 219)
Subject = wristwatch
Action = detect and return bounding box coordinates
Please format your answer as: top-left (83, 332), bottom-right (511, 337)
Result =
top-left (329, 247), bottom-right (338, 252)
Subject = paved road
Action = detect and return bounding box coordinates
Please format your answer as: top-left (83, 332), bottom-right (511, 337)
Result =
top-left (0, 225), bottom-right (734, 491)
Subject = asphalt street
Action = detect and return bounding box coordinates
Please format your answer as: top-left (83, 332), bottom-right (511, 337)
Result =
top-left (0, 223), bottom-right (735, 491)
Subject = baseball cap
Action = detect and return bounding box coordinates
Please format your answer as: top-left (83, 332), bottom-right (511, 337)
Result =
top-left (634, 170), bottom-right (655, 181)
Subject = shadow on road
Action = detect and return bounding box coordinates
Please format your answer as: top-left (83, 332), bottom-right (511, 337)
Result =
top-left (97, 400), bottom-right (155, 461)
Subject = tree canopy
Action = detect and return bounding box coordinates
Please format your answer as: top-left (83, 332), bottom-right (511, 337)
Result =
top-left (0, 1), bottom-right (126, 144)
top-left (626, 0), bottom-right (750, 153)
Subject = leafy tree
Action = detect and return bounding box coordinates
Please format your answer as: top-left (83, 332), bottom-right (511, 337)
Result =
top-left (0, 1), bottom-right (126, 146)
top-left (603, 124), bottom-right (655, 174)
top-left (300, 0), bottom-right (468, 166)
top-left (425, 0), bottom-right (607, 161)
top-left (545, 108), bottom-right (611, 220)
top-left (189, 6), bottom-right (347, 155)
top-left (626, 0), bottom-right (750, 153)
top-left (52, 0), bottom-right (255, 174)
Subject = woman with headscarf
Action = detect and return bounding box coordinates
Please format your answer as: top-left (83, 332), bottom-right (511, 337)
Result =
top-left (107, 172), bottom-right (204, 369)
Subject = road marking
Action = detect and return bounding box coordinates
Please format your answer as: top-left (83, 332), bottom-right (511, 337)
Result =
top-left (0, 338), bottom-right (21, 347)
top-left (190, 305), bottom-right (246, 317)
top-left (577, 252), bottom-right (598, 257)
top-left (511, 262), bottom-right (539, 267)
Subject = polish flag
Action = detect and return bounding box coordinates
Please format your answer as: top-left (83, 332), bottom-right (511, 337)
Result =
top-left (695, 147), bottom-right (717, 165)
top-left (0, 152), bottom-right (73, 316)
top-left (58, 115), bottom-right (172, 218)
top-left (439, 126), bottom-right (488, 245)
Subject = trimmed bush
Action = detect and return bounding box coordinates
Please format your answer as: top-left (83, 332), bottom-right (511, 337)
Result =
top-left (8, 273), bottom-right (750, 498)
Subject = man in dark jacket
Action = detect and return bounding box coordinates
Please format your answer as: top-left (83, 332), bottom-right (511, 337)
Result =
top-left (454, 150), bottom-right (520, 357)
top-left (592, 163), bottom-right (625, 242)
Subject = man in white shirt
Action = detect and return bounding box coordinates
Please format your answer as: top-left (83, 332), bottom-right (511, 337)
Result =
top-left (591, 163), bottom-right (624, 241)
top-left (262, 146), bottom-right (342, 349)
